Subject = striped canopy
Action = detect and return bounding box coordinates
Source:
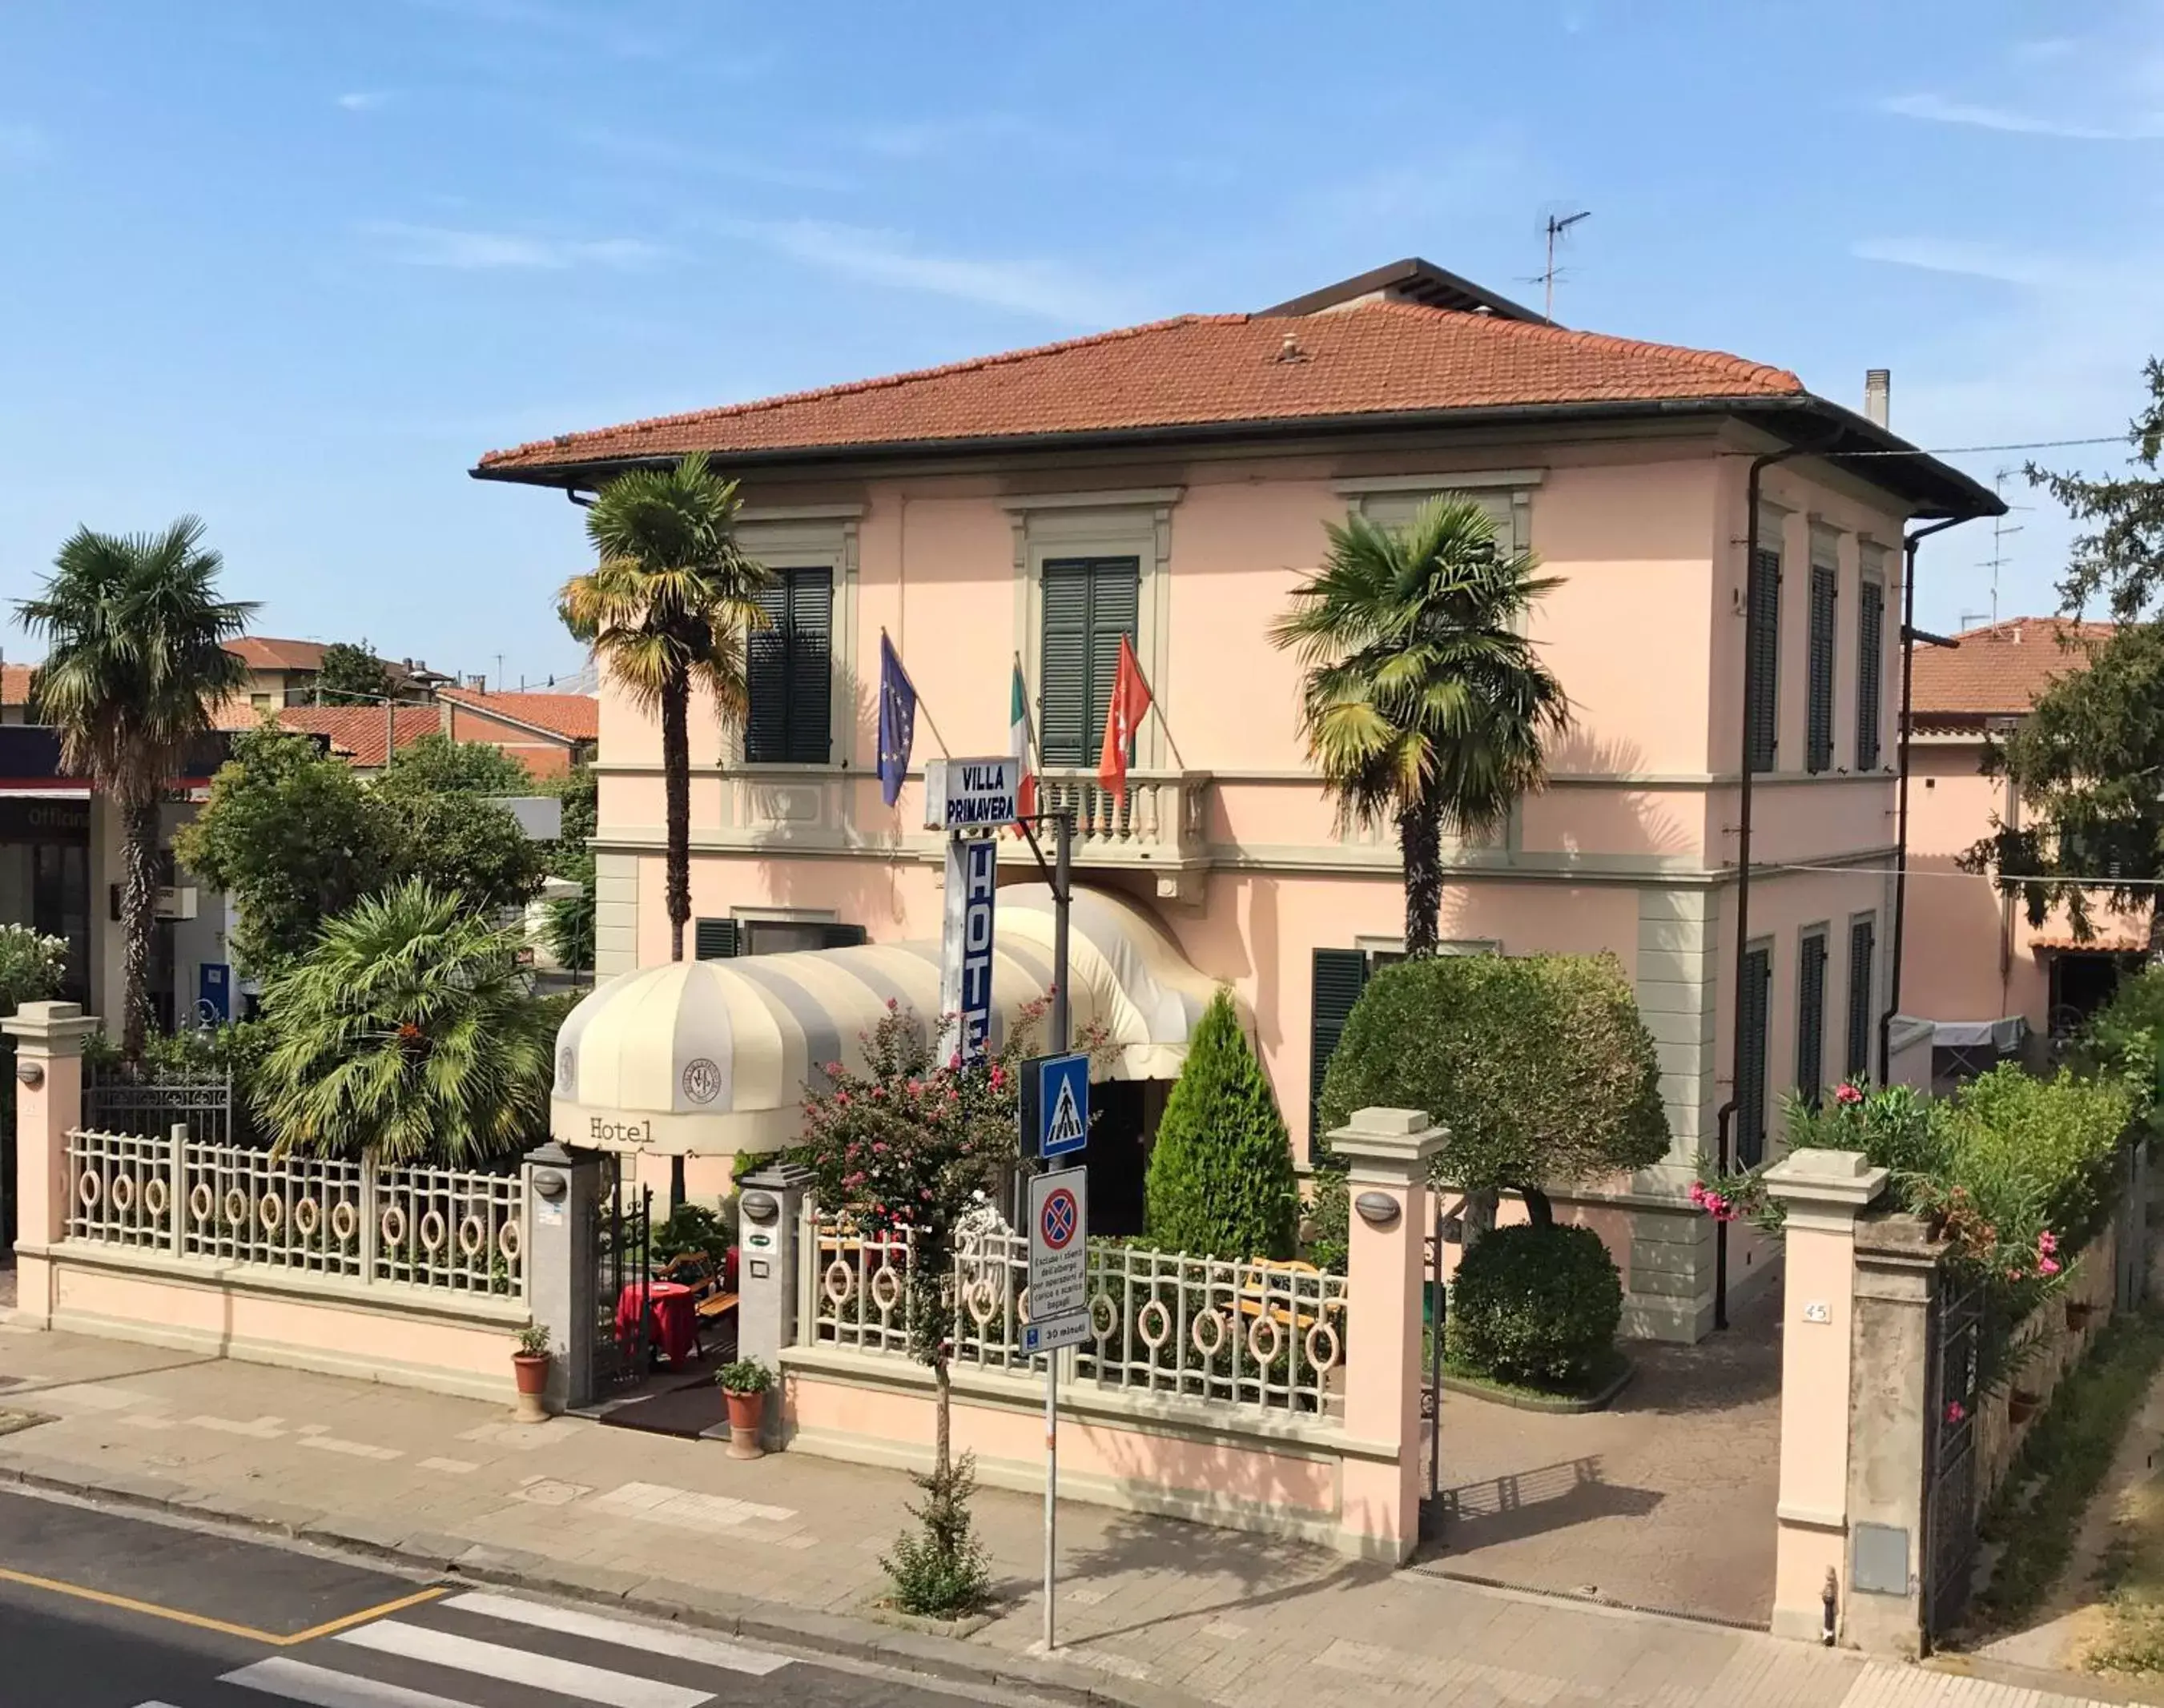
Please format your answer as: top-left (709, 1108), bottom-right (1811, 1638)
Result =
top-left (552, 883), bottom-right (1220, 1156)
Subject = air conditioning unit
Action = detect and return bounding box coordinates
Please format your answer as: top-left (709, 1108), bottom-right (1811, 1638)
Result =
top-left (107, 885), bottom-right (200, 922)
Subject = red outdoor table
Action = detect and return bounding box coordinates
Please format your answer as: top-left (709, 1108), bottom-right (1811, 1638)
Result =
top-left (617, 1280), bottom-right (699, 1366)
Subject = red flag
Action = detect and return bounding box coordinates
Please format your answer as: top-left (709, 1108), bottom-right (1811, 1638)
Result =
top-left (1096, 635), bottom-right (1153, 805)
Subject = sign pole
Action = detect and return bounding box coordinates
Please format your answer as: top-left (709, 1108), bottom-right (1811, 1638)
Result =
top-left (1045, 808), bottom-right (1072, 1653)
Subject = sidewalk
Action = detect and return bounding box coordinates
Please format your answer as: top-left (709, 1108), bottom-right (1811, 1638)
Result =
top-left (0, 1318), bottom-right (2134, 1708)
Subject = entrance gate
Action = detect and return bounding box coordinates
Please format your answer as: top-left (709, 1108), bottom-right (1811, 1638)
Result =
top-left (1921, 1276), bottom-right (1983, 1643)
top-left (591, 1163), bottom-right (652, 1397)
top-left (1418, 1194), bottom-right (1447, 1538)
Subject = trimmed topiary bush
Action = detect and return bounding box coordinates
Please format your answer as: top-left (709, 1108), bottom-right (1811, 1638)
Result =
top-left (1145, 989), bottom-right (1298, 1260)
top-left (1446, 1222), bottom-right (1623, 1390)
top-left (1317, 952), bottom-right (1668, 1222)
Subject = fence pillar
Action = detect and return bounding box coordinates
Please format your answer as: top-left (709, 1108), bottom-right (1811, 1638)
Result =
top-left (167, 1123), bottom-right (187, 1260)
top-left (2, 1002), bottom-right (99, 1328)
top-left (1763, 1147), bottom-right (1889, 1646)
top-left (739, 1161), bottom-right (815, 1449)
top-left (522, 1141), bottom-right (602, 1413)
top-left (1328, 1106), bottom-right (1447, 1564)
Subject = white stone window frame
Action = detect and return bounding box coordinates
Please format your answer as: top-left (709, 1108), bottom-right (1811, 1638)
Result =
top-left (731, 503), bottom-right (864, 770)
top-left (733, 904), bottom-right (844, 957)
top-left (1004, 488), bottom-right (1181, 771)
top-left (1354, 933), bottom-right (1501, 958)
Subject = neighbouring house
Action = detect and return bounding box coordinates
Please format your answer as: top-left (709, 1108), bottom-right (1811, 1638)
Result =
top-left (225, 635), bottom-right (335, 714)
top-left (270, 692), bottom-right (595, 778)
top-left (1905, 617), bottom-right (2141, 1076)
top-left (476, 256), bottom-right (2001, 1340)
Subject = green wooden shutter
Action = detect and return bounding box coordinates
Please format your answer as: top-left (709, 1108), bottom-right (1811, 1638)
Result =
top-left (1806, 565), bottom-right (1836, 774)
top-left (694, 918), bottom-right (738, 959)
top-left (1846, 916), bottom-right (1876, 1082)
top-left (1856, 581), bottom-right (1884, 771)
top-left (1086, 557), bottom-right (1140, 762)
top-left (1737, 944), bottom-right (1772, 1165)
top-left (1796, 932), bottom-right (1828, 1108)
top-left (785, 569), bottom-right (833, 765)
top-left (1309, 948), bottom-right (1371, 1141)
top-left (1040, 561), bottom-right (1092, 767)
top-left (1747, 549), bottom-right (1781, 772)
top-left (820, 922), bottom-right (867, 949)
top-left (744, 579), bottom-right (790, 763)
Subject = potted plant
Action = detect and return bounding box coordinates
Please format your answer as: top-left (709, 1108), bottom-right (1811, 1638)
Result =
top-left (2009, 1387), bottom-right (2041, 1425)
top-left (512, 1324), bottom-right (554, 1424)
top-left (716, 1357), bottom-right (774, 1460)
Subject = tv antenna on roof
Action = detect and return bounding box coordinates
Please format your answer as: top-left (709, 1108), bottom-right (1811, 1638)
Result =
top-left (1532, 208), bottom-right (1591, 324)
top-left (1977, 467), bottom-right (2034, 628)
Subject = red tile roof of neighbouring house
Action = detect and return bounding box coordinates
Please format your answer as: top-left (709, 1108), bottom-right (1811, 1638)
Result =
top-left (275, 706), bottom-right (443, 769)
top-left (227, 637), bottom-right (332, 672)
top-left (438, 689), bottom-right (599, 742)
top-left (476, 301), bottom-right (1808, 472)
top-left (1910, 618), bottom-right (2117, 721)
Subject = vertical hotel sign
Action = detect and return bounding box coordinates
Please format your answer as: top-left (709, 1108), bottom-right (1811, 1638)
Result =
top-left (939, 837), bottom-right (998, 1065)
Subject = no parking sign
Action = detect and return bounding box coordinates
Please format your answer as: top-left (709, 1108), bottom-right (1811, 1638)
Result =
top-left (1026, 1169), bottom-right (1089, 1353)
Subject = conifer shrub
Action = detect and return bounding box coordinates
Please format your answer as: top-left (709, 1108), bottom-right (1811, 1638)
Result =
top-left (1144, 990), bottom-right (1298, 1260)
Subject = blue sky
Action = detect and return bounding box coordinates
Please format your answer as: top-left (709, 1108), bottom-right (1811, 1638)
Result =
top-left (2, 1), bottom-right (2160, 681)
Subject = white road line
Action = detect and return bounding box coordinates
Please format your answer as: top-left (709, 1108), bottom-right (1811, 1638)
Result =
top-left (222, 1657), bottom-right (483, 1708)
top-left (335, 1620), bottom-right (710, 1708)
top-left (444, 1590), bottom-right (791, 1676)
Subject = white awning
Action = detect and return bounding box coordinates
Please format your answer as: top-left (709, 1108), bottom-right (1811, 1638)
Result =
top-left (1930, 1016), bottom-right (2027, 1052)
top-left (552, 882), bottom-right (1220, 1155)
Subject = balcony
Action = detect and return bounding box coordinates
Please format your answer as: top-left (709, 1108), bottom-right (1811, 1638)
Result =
top-left (1013, 767), bottom-right (1213, 900)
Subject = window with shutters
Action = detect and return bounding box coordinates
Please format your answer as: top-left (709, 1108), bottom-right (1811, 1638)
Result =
top-left (1746, 549), bottom-right (1781, 773)
top-left (1846, 914), bottom-right (1876, 1081)
top-left (1806, 564), bottom-right (1837, 774)
top-left (1737, 942), bottom-right (1773, 1166)
top-left (1309, 948), bottom-right (1372, 1142)
top-left (744, 567), bottom-right (834, 765)
top-left (1856, 579), bottom-right (1885, 771)
top-left (694, 918), bottom-right (738, 960)
top-left (1796, 930), bottom-right (1828, 1108)
top-left (1039, 556), bottom-right (1140, 768)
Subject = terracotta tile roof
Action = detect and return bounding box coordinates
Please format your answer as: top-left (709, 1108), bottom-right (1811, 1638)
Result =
top-left (227, 636), bottom-right (331, 672)
top-left (0, 665), bottom-right (32, 706)
top-left (1910, 618), bottom-right (2117, 720)
top-left (478, 301), bottom-right (1805, 471)
top-left (2032, 930), bottom-right (2147, 954)
top-left (438, 689), bottom-right (598, 742)
top-left (276, 706), bottom-right (441, 769)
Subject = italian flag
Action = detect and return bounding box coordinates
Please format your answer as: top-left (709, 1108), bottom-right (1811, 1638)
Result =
top-left (1010, 657), bottom-right (1039, 830)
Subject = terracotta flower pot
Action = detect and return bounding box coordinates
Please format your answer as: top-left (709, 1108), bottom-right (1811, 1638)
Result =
top-left (512, 1352), bottom-right (552, 1425)
top-left (724, 1389), bottom-right (766, 1460)
top-left (2009, 1389), bottom-right (2040, 1426)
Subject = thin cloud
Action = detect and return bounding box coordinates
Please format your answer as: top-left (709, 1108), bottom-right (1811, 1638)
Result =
top-left (727, 219), bottom-right (1126, 324)
top-left (1851, 236), bottom-right (2067, 289)
top-left (575, 127), bottom-right (850, 194)
top-left (336, 90), bottom-right (394, 113)
top-left (357, 220), bottom-right (666, 271)
top-left (1878, 90), bottom-right (2164, 141)
top-left (860, 114), bottom-right (1044, 160)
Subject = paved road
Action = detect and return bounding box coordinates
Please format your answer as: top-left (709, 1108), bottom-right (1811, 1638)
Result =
top-left (0, 1488), bottom-right (1012, 1707)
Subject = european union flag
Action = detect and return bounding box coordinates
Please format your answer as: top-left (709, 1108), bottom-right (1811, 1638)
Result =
top-left (877, 633), bottom-right (918, 807)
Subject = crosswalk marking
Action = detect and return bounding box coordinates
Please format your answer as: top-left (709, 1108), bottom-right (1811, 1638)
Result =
top-left (334, 1618), bottom-right (710, 1708)
top-left (223, 1658), bottom-right (482, 1708)
top-left (441, 1590), bottom-right (791, 1676)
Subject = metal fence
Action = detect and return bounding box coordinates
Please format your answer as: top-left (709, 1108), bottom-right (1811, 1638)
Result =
top-left (806, 1212), bottom-right (1348, 1419)
top-left (83, 1066), bottom-right (233, 1147)
top-left (65, 1127), bottom-right (524, 1299)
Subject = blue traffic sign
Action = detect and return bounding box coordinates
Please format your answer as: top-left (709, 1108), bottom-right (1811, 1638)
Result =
top-left (1037, 1053), bottom-right (1090, 1159)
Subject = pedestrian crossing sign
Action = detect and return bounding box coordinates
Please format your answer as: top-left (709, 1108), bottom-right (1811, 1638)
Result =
top-left (1023, 1051), bottom-right (1091, 1159)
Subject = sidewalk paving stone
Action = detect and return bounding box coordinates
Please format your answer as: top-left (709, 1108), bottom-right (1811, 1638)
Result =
top-left (0, 1320), bottom-right (2143, 1708)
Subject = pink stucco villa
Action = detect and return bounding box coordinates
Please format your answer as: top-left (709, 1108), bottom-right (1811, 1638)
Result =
top-left (1904, 617), bottom-right (2142, 1078)
top-left (476, 259), bottom-right (2001, 1341)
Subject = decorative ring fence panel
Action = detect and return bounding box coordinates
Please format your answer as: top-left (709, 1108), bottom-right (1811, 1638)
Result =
top-left (808, 1213), bottom-right (1349, 1421)
top-left (64, 1128), bottom-right (525, 1300)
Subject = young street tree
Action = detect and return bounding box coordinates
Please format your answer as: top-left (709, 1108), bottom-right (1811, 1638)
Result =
top-left (560, 454), bottom-right (770, 962)
top-left (1272, 497), bottom-right (1569, 957)
top-left (18, 520), bottom-right (255, 1056)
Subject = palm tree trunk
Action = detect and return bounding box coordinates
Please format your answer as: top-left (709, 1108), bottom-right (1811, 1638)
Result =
top-left (118, 791), bottom-right (159, 1062)
top-left (662, 673), bottom-right (690, 963)
top-left (1398, 794), bottom-right (1444, 957)
top-left (2149, 893), bottom-right (2164, 967)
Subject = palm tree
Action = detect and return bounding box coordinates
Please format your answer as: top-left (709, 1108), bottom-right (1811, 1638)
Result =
top-left (18, 520), bottom-right (255, 1057)
top-left (559, 454), bottom-right (770, 962)
top-left (1273, 497), bottom-right (1570, 956)
top-left (252, 880), bottom-right (553, 1165)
